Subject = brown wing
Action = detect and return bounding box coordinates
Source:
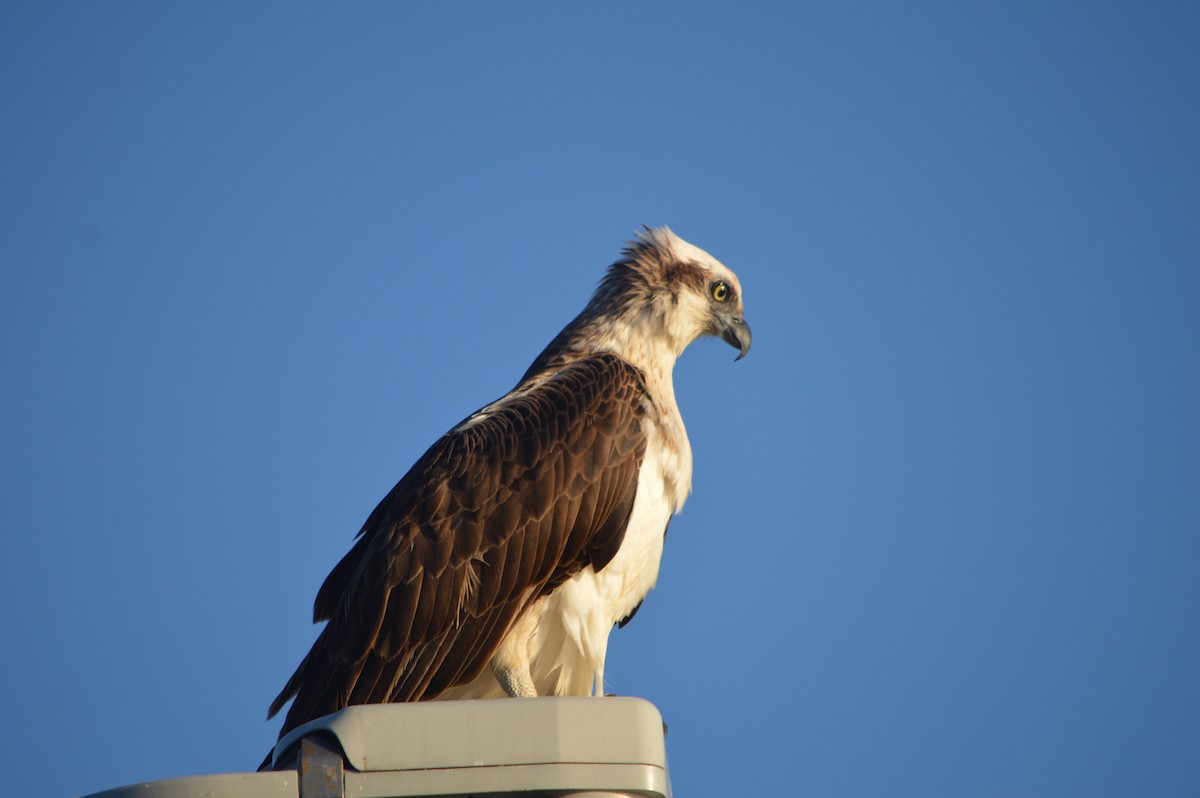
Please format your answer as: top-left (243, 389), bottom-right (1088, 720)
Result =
top-left (267, 354), bottom-right (648, 737)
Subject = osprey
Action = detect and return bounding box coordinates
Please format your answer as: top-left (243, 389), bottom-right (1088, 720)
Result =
top-left (266, 227), bottom-right (750, 745)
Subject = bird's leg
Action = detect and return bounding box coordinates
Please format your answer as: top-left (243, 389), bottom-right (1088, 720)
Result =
top-left (489, 598), bottom-right (544, 697)
top-left (492, 663), bottom-right (538, 697)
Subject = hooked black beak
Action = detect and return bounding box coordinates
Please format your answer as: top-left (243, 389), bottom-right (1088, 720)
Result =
top-left (718, 316), bottom-right (752, 361)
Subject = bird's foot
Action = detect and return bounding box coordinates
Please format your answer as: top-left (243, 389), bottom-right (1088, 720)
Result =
top-left (492, 663), bottom-right (538, 697)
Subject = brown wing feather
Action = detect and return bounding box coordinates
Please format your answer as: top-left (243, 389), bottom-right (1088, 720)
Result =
top-left (268, 354), bottom-right (648, 737)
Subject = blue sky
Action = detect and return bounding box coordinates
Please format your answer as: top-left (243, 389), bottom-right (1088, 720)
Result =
top-left (2, 3), bottom-right (1198, 796)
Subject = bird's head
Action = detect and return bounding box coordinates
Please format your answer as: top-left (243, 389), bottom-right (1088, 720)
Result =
top-left (591, 227), bottom-right (751, 362)
top-left (524, 227), bottom-right (751, 382)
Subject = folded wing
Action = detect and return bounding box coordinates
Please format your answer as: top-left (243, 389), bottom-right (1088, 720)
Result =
top-left (268, 354), bottom-right (648, 737)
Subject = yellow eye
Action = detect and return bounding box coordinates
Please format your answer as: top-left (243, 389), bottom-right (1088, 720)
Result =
top-left (711, 281), bottom-right (731, 302)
